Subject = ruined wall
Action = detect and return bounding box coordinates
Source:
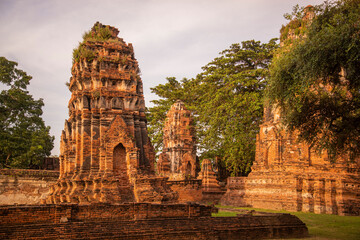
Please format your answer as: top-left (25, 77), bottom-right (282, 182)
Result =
top-left (221, 106), bottom-right (360, 216)
top-left (167, 180), bottom-right (203, 203)
top-left (0, 204), bottom-right (308, 240)
top-left (0, 169), bottom-right (58, 205)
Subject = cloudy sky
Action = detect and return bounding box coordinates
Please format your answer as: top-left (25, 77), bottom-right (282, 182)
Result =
top-left (0, 0), bottom-right (324, 155)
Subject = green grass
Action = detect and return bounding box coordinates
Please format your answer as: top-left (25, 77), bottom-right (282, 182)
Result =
top-left (212, 206), bottom-right (360, 240)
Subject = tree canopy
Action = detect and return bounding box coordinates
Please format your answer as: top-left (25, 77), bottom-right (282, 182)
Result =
top-left (147, 39), bottom-right (278, 177)
top-left (0, 57), bottom-right (54, 168)
top-left (267, 0), bottom-right (360, 160)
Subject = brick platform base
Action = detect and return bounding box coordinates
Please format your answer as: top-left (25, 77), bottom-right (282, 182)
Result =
top-left (0, 203), bottom-right (308, 239)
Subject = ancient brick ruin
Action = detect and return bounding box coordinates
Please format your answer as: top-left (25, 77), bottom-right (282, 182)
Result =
top-left (0, 22), bottom-right (311, 239)
top-left (221, 5), bottom-right (360, 216)
top-left (156, 101), bottom-right (226, 204)
top-left (0, 203), bottom-right (309, 240)
top-left (158, 100), bottom-right (198, 180)
top-left (0, 169), bottom-right (58, 205)
top-left (221, 105), bottom-right (360, 215)
top-left (198, 159), bottom-right (224, 203)
top-left (46, 22), bottom-right (176, 204)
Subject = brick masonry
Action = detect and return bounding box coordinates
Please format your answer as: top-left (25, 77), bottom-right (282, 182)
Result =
top-left (46, 22), bottom-right (176, 205)
top-left (0, 169), bottom-right (58, 205)
top-left (220, 106), bottom-right (360, 216)
top-left (0, 203), bottom-right (308, 240)
top-left (158, 100), bottom-right (198, 180)
top-left (220, 8), bottom-right (360, 216)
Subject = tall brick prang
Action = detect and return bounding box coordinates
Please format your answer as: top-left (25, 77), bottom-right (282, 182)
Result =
top-left (159, 100), bottom-right (198, 180)
top-left (46, 22), bottom-right (176, 204)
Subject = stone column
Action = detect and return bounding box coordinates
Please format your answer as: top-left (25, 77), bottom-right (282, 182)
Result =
top-left (75, 114), bottom-right (82, 173)
top-left (324, 179), bottom-right (333, 214)
top-left (314, 178), bottom-right (325, 214)
top-left (91, 113), bottom-right (100, 174)
top-left (99, 113), bottom-right (107, 174)
top-left (331, 180), bottom-right (339, 214)
top-left (69, 120), bottom-right (76, 174)
top-left (296, 177), bottom-right (303, 211)
top-left (302, 178), bottom-right (314, 212)
top-left (81, 111), bottom-right (91, 172)
top-left (336, 179), bottom-right (345, 215)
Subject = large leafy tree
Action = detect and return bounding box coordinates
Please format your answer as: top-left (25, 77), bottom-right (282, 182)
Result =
top-left (194, 39), bottom-right (278, 176)
top-left (147, 39), bottom-right (278, 176)
top-left (267, 0), bottom-right (360, 160)
top-left (0, 57), bottom-right (54, 168)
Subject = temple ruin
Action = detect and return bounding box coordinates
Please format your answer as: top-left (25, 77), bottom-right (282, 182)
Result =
top-left (158, 100), bottom-right (198, 180)
top-left (221, 7), bottom-right (360, 216)
top-left (0, 22), bottom-right (311, 239)
top-left (157, 101), bottom-right (225, 203)
top-left (46, 22), bottom-right (176, 204)
top-left (221, 105), bottom-right (360, 215)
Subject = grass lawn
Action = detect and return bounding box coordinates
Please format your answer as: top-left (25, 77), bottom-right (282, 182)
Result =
top-left (212, 206), bottom-right (360, 240)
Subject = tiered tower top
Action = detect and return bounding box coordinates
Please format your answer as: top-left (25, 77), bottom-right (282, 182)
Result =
top-left (68, 22), bottom-right (145, 116)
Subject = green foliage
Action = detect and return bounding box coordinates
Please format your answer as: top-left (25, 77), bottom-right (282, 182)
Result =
top-left (267, 0), bottom-right (360, 160)
top-left (72, 44), bottom-right (97, 64)
top-left (147, 39), bottom-right (278, 176)
top-left (0, 57), bottom-right (54, 168)
top-left (194, 39), bottom-right (278, 176)
top-left (279, 4), bottom-right (318, 43)
top-left (72, 23), bottom-right (113, 64)
top-left (283, 4), bottom-right (305, 21)
top-left (82, 24), bottom-right (113, 42)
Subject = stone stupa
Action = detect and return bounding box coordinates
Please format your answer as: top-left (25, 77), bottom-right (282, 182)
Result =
top-left (47, 22), bottom-right (176, 204)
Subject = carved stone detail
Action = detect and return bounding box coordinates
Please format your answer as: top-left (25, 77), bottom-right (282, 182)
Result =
top-left (46, 22), bottom-right (176, 204)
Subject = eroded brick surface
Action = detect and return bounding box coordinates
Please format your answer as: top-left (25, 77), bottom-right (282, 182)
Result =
top-left (46, 22), bottom-right (176, 204)
top-left (221, 7), bottom-right (360, 216)
top-left (159, 100), bottom-right (198, 180)
top-left (0, 204), bottom-right (308, 240)
top-left (198, 159), bottom-right (224, 204)
top-left (221, 106), bottom-right (360, 215)
top-left (0, 169), bottom-right (58, 205)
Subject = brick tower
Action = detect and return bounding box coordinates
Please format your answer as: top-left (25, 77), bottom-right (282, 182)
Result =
top-left (158, 100), bottom-right (198, 180)
top-left (47, 22), bottom-right (176, 204)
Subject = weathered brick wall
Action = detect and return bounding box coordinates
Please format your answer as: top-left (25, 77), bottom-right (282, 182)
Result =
top-left (0, 204), bottom-right (309, 240)
top-left (168, 180), bottom-right (203, 203)
top-left (221, 174), bottom-right (360, 216)
top-left (0, 203), bottom-right (212, 225)
top-left (0, 169), bottom-right (59, 205)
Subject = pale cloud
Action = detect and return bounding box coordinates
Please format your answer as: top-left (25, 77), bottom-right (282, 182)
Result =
top-left (0, 0), bottom-right (325, 155)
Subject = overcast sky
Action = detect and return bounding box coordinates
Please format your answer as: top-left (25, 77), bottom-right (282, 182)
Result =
top-left (0, 0), bottom-right (325, 155)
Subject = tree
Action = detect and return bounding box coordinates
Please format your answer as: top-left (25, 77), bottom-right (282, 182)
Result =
top-left (147, 39), bottom-right (278, 176)
top-left (0, 57), bottom-right (54, 168)
top-left (267, 0), bottom-right (360, 160)
top-left (194, 39), bottom-right (278, 176)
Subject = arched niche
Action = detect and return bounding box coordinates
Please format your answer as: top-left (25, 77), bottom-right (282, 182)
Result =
top-left (181, 152), bottom-right (197, 178)
top-left (185, 162), bottom-right (192, 176)
top-left (113, 143), bottom-right (127, 176)
top-left (111, 97), bottom-right (123, 109)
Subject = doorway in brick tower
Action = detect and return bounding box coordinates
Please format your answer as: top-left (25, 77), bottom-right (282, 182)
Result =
top-left (113, 143), bottom-right (126, 176)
